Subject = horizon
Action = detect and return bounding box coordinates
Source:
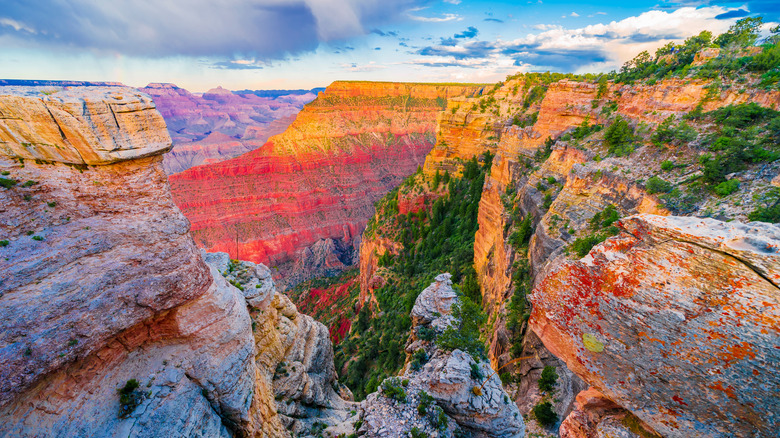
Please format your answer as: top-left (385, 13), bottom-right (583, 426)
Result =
top-left (1, 1), bottom-right (778, 92)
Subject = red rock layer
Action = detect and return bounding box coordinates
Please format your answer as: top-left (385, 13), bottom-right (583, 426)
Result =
top-left (170, 82), bottom-right (481, 285)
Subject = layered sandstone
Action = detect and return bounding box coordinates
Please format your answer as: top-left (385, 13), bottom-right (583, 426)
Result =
top-left (141, 83), bottom-right (313, 174)
top-left (530, 215), bottom-right (780, 437)
top-left (170, 81), bottom-right (482, 289)
top-left (0, 87), bottom-right (354, 438)
top-left (0, 86), bottom-right (257, 436)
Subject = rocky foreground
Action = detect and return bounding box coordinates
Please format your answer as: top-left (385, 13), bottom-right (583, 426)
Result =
top-left (0, 85), bottom-right (527, 437)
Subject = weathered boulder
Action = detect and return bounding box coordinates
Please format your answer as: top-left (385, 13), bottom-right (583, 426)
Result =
top-left (530, 214), bottom-right (780, 437)
top-left (359, 274), bottom-right (525, 438)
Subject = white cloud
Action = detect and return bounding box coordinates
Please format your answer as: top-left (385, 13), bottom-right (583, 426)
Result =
top-left (407, 7), bottom-right (463, 22)
top-left (443, 0), bottom-right (462, 4)
top-left (570, 12), bottom-right (579, 17)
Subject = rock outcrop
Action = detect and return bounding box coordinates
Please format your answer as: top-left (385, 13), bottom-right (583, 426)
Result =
top-left (0, 86), bottom-right (257, 437)
top-left (170, 81), bottom-right (482, 289)
top-left (141, 83), bottom-right (315, 174)
top-left (0, 86), bottom-right (352, 438)
top-left (530, 214), bottom-right (780, 437)
top-left (358, 274), bottom-right (525, 438)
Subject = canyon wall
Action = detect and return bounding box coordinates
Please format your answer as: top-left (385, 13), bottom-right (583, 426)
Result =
top-left (402, 70), bottom-right (780, 435)
top-left (170, 81), bottom-right (484, 290)
top-left (141, 83), bottom-right (315, 174)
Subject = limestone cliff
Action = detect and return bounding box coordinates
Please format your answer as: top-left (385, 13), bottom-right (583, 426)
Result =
top-left (358, 274), bottom-right (525, 438)
top-left (170, 81), bottom-right (483, 290)
top-left (0, 86), bottom-right (351, 438)
top-left (0, 86), bottom-right (257, 436)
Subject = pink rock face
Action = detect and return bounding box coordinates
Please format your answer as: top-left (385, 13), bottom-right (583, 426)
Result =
top-left (141, 83), bottom-right (315, 174)
top-left (169, 81), bottom-right (482, 287)
top-left (530, 214), bottom-right (780, 438)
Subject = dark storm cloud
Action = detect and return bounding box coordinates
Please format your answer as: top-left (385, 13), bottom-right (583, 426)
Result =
top-left (510, 48), bottom-right (608, 70)
top-left (211, 61), bottom-right (264, 70)
top-left (0, 0), bottom-right (431, 59)
top-left (454, 26), bottom-right (479, 39)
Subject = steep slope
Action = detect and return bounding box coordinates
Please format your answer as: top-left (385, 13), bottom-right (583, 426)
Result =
top-left (141, 83), bottom-right (314, 174)
top-left (170, 81), bottom-right (484, 290)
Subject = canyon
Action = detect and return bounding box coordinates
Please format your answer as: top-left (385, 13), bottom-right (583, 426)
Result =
top-left (140, 83), bottom-right (319, 174)
top-left (169, 81), bottom-right (484, 289)
top-left (2, 37), bottom-right (780, 438)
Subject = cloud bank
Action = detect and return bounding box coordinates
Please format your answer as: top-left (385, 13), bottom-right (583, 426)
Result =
top-left (0, 0), bottom-right (431, 59)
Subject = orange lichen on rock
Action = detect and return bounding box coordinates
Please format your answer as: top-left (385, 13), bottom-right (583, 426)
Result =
top-left (530, 214), bottom-right (780, 437)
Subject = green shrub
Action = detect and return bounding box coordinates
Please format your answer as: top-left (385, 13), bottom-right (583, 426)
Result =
top-left (538, 366), bottom-right (558, 392)
top-left (21, 180), bottom-right (36, 188)
top-left (417, 390), bottom-right (434, 415)
top-left (118, 379), bottom-right (144, 418)
top-left (433, 406), bottom-right (449, 431)
top-left (410, 427), bottom-right (428, 438)
top-left (645, 176), bottom-right (673, 194)
top-left (417, 326), bottom-right (436, 342)
top-left (571, 235), bottom-right (603, 258)
top-left (659, 188), bottom-right (700, 214)
top-left (0, 240), bottom-right (8, 247)
top-left (652, 116), bottom-right (697, 146)
top-left (604, 117), bottom-right (635, 156)
top-left (381, 377), bottom-right (407, 403)
top-left (714, 179), bottom-right (740, 196)
top-left (542, 193), bottom-right (553, 210)
top-left (437, 297), bottom-right (486, 358)
top-left (470, 363), bottom-right (483, 381)
top-left (660, 160), bottom-right (675, 171)
top-left (748, 188), bottom-right (780, 223)
top-left (410, 349), bottom-right (428, 371)
top-left (0, 177), bottom-right (17, 189)
top-left (533, 401), bottom-right (558, 427)
top-left (32, 236), bottom-right (43, 241)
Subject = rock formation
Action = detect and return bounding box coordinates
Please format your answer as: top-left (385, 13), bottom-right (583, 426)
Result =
top-left (0, 86), bottom-right (351, 437)
top-left (531, 215), bottom-right (780, 437)
top-left (170, 81), bottom-right (483, 290)
top-left (358, 274), bottom-right (525, 438)
top-left (141, 83), bottom-right (315, 174)
top-left (0, 85), bottom-right (258, 436)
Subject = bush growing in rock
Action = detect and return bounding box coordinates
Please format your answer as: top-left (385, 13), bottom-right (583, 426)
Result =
top-left (533, 401), bottom-right (558, 427)
top-left (118, 379), bottom-right (144, 419)
top-left (381, 377), bottom-right (407, 403)
top-left (417, 390), bottom-right (434, 415)
top-left (646, 176), bottom-right (673, 194)
top-left (714, 179), bottom-right (740, 196)
top-left (538, 366), bottom-right (558, 392)
top-left (410, 349), bottom-right (428, 371)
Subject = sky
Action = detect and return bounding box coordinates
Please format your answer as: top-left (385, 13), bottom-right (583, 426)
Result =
top-left (0, 1), bottom-right (778, 92)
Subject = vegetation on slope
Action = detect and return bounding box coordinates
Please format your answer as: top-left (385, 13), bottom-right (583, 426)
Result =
top-left (286, 269), bottom-right (359, 344)
top-left (334, 153), bottom-right (492, 400)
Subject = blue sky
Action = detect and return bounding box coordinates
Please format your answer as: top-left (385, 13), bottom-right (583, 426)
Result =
top-left (0, 1), bottom-right (777, 91)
